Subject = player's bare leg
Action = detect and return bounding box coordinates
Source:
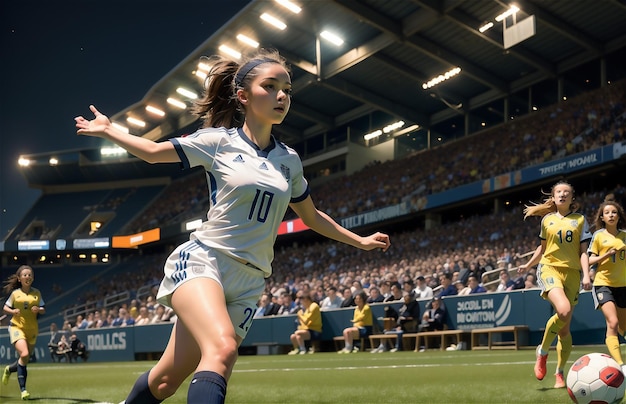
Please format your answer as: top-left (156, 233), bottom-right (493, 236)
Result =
top-left (170, 278), bottom-right (240, 404)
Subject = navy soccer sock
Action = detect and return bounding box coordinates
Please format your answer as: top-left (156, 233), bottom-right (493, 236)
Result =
top-left (124, 371), bottom-right (162, 404)
top-left (17, 363), bottom-right (27, 391)
top-left (187, 371), bottom-right (227, 404)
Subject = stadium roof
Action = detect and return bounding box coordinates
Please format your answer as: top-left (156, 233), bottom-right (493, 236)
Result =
top-left (20, 0), bottom-right (626, 186)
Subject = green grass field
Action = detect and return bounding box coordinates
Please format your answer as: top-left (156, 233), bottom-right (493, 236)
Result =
top-left (1, 346), bottom-right (624, 403)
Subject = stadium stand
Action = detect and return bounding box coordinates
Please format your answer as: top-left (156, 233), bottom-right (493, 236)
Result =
top-left (2, 34), bottom-right (626, 350)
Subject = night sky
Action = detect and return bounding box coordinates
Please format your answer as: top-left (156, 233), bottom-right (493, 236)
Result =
top-left (0, 0), bottom-right (250, 238)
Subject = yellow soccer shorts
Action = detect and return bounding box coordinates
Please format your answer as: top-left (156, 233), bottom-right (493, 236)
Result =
top-left (537, 264), bottom-right (580, 306)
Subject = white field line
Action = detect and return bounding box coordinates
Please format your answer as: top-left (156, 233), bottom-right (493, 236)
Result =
top-left (232, 360), bottom-right (536, 373)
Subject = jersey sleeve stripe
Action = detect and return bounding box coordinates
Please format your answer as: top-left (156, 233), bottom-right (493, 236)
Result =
top-left (170, 138), bottom-right (190, 169)
top-left (291, 186), bottom-right (310, 203)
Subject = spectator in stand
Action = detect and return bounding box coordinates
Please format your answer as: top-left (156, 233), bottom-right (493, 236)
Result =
top-left (53, 334), bottom-right (72, 363)
top-left (340, 287), bottom-right (355, 307)
top-left (373, 291), bottom-right (421, 353)
top-left (128, 299), bottom-right (140, 320)
top-left (379, 281), bottom-right (393, 300)
top-left (384, 282), bottom-right (403, 302)
top-left (72, 315), bottom-right (89, 331)
top-left (277, 291), bottom-right (295, 315)
top-left (92, 311), bottom-right (105, 328)
top-left (455, 280), bottom-right (471, 296)
top-left (402, 279), bottom-right (415, 295)
top-left (145, 295), bottom-right (158, 315)
top-left (320, 286), bottom-right (343, 310)
top-left (254, 293), bottom-right (272, 318)
top-left (288, 293), bottom-right (322, 355)
top-left (413, 276), bottom-right (433, 300)
top-left (337, 291), bottom-right (373, 353)
top-left (456, 260), bottom-right (471, 286)
top-left (467, 275), bottom-right (487, 294)
top-left (367, 286), bottom-right (384, 304)
top-left (112, 308), bottom-right (135, 327)
top-left (524, 273), bottom-right (539, 289)
top-left (47, 323), bottom-right (67, 362)
top-left (151, 304), bottom-right (174, 324)
top-left (437, 273), bottom-right (457, 297)
top-left (496, 270), bottom-right (515, 292)
top-left (289, 290), bottom-right (304, 314)
top-left (420, 297), bottom-right (447, 333)
top-left (69, 334), bottom-right (89, 362)
top-left (135, 306), bottom-right (153, 326)
top-left (104, 313), bottom-right (116, 328)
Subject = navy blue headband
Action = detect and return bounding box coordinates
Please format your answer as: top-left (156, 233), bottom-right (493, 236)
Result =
top-left (234, 59), bottom-right (274, 88)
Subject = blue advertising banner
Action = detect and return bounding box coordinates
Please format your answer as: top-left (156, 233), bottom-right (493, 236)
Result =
top-left (520, 149), bottom-right (604, 183)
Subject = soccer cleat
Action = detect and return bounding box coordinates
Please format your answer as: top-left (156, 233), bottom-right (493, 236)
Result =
top-left (534, 345), bottom-right (548, 381)
top-left (389, 348), bottom-right (398, 353)
top-left (2, 365), bottom-right (10, 385)
top-left (298, 349), bottom-right (306, 355)
top-left (21, 390), bottom-right (30, 400)
top-left (554, 372), bottom-right (565, 389)
top-left (337, 347), bottom-right (350, 354)
top-left (307, 347), bottom-right (315, 354)
top-left (287, 348), bottom-right (300, 355)
top-left (351, 346), bottom-right (359, 353)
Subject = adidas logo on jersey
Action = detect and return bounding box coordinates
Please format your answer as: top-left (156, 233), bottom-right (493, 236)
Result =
top-left (259, 162), bottom-right (268, 170)
top-left (233, 154), bottom-right (245, 163)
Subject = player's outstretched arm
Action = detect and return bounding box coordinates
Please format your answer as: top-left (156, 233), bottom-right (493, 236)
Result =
top-left (290, 196), bottom-right (390, 252)
top-left (75, 105), bottom-right (179, 164)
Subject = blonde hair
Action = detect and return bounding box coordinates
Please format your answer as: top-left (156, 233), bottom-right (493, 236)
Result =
top-left (523, 180), bottom-right (579, 219)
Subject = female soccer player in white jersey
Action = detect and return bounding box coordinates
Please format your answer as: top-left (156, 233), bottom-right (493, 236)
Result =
top-left (75, 49), bottom-right (390, 404)
top-left (2, 265), bottom-right (45, 400)
top-left (521, 181), bottom-right (592, 389)
top-left (588, 197), bottom-right (626, 374)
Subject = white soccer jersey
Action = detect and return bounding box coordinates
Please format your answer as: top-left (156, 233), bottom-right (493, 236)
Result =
top-left (170, 127), bottom-right (309, 276)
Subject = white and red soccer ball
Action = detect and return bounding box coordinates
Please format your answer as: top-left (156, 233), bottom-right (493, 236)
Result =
top-left (566, 352), bottom-right (625, 404)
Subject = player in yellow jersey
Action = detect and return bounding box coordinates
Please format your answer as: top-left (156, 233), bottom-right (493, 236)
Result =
top-left (521, 181), bottom-right (592, 388)
top-left (288, 293), bottom-right (323, 355)
top-left (2, 265), bottom-right (45, 400)
top-left (588, 197), bottom-right (626, 375)
top-left (337, 291), bottom-right (373, 353)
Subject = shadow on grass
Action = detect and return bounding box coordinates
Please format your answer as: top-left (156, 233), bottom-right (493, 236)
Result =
top-left (0, 395), bottom-right (113, 403)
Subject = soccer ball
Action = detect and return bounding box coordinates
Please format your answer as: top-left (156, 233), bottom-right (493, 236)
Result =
top-left (566, 353), bottom-right (625, 404)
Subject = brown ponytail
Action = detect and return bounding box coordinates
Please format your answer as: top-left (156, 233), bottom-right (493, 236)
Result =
top-left (191, 49), bottom-right (289, 129)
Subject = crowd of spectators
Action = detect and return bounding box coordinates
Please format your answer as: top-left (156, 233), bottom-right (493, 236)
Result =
top-left (57, 78), bottom-right (626, 330)
top-left (58, 184), bottom-right (624, 333)
top-left (124, 78), bottom-right (625, 233)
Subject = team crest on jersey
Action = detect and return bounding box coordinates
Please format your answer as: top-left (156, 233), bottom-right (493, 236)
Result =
top-left (569, 220), bottom-right (577, 228)
top-left (280, 164), bottom-right (291, 182)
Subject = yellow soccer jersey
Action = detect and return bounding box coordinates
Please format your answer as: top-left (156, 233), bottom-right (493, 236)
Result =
top-left (539, 212), bottom-right (591, 270)
top-left (588, 229), bottom-right (626, 287)
top-left (5, 287), bottom-right (44, 332)
top-left (352, 304), bottom-right (373, 328)
top-left (298, 302), bottom-right (322, 333)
